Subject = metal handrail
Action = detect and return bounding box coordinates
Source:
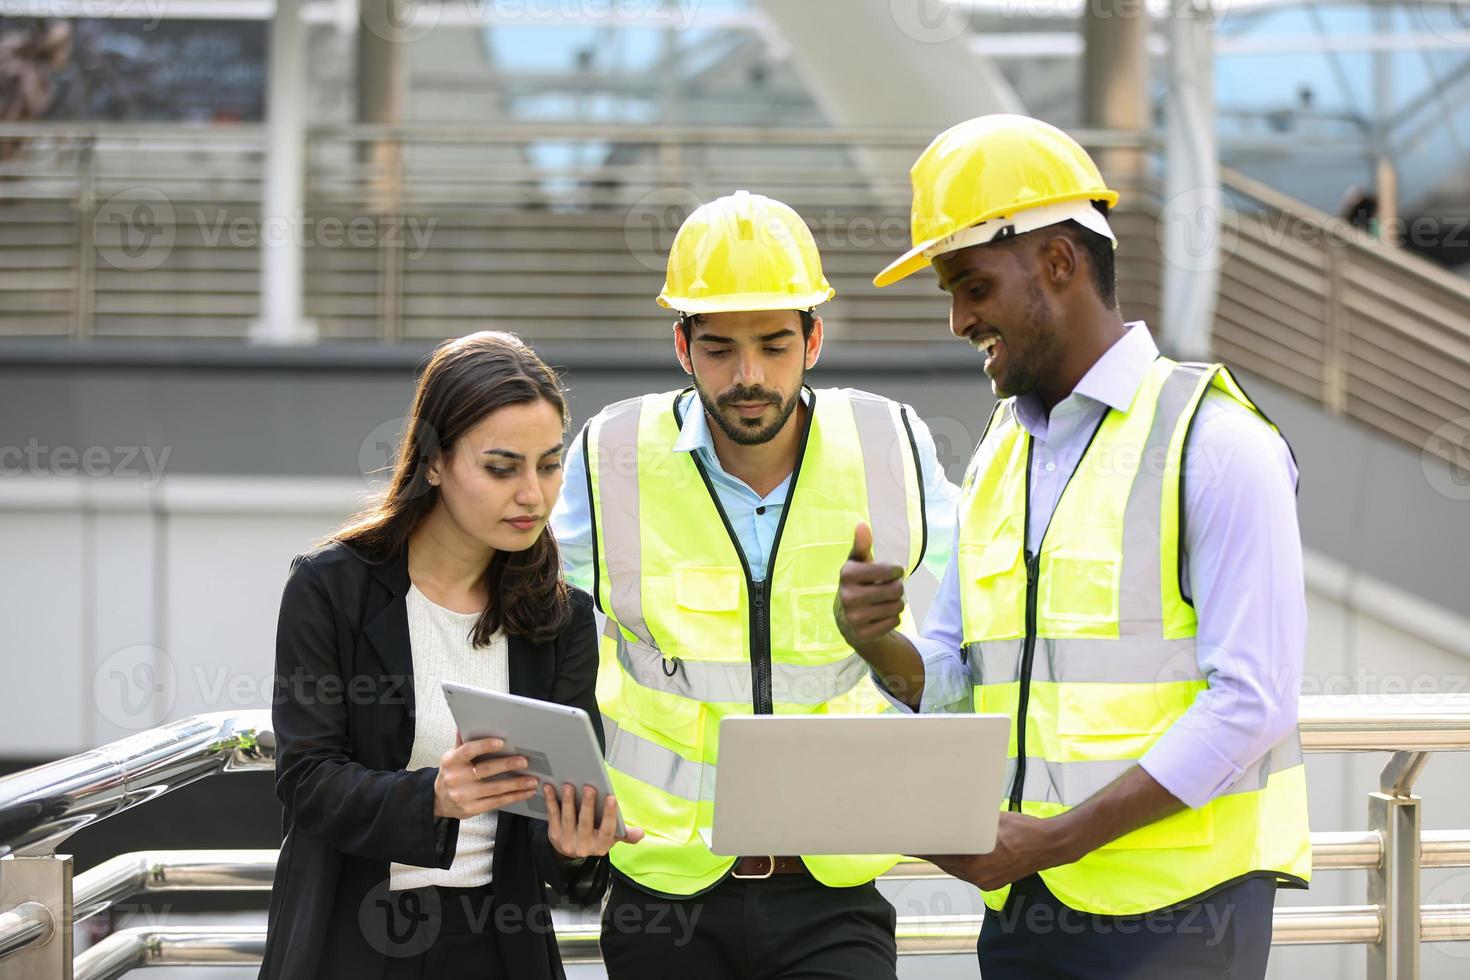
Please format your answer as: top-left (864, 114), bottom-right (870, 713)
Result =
top-left (1222, 165), bottom-right (1470, 299)
top-left (0, 712), bottom-right (272, 859)
top-left (3, 697), bottom-right (1470, 973)
top-left (38, 827), bottom-right (1470, 927)
top-left (1213, 164), bottom-right (1470, 470)
top-left (64, 903), bottom-right (1470, 980)
top-left (0, 120), bottom-right (1152, 149)
top-left (3, 697), bottom-right (1466, 859)
top-left (73, 926), bottom-right (265, 980)
top-left (72, 849), bottom-right (278, 923)
top-left (0, 902), bottom-right (54, 959)
top-left (1298, 694), bottom-right (1470, 751)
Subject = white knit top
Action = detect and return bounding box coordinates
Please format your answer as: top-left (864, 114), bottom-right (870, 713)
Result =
top-left (388, 583), bottom-right (510, 891)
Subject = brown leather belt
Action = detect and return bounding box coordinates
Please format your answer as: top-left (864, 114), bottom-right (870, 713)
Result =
top-left (731, 856), bottom-right (806, 879)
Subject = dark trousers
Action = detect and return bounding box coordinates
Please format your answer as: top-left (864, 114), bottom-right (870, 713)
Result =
top-left (976, 873), bottom-right (1278, 980)
top-left (378, 883), bottom-right (507, 980)
top-left (599, 868), bottom-right (897, 980)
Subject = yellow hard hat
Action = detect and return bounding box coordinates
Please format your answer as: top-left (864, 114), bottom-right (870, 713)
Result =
top-left (874, 114), bottom-right (1120, 288)
top-left (657, 190), bottom-right (836, 315)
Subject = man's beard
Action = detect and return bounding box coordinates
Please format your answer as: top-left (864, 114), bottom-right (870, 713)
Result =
top-left (695, 376), bottom-right (804, 446)
top-left (992, 277), bottom-right (1058, 399)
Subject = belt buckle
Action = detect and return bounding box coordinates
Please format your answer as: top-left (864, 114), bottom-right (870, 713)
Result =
top-left (732, 855), bottom-right (775, 880)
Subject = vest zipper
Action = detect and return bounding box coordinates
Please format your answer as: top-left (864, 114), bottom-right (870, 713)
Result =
top-left (1009, 549), bottom-right (1041, 812)
top-left (1002, 411), bottom-right (1109, 813)
top-left (751, 579), bottom-right (772, 715)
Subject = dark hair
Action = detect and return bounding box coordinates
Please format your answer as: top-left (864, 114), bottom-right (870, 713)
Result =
top-left (999, 201), bottom-right (1117, 308)
top-left (678, 309), bottom-right (816, 347)
top-left (331, 331), bottom-right (571, 645)
top-left (1062, 201), bottom-right (1117, 308)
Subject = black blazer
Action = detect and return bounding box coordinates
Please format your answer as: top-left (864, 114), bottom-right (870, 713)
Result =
top-left (257, 540), bottom-right (609, 980)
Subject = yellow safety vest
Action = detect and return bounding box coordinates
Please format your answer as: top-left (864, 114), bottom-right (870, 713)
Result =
top-left (585, 386), bottom-right (931, 896)
top-left (958, 357), bottom-right (1312, 916)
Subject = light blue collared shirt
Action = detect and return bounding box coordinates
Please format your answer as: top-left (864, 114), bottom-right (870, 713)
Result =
top-left (909, 322), bottom-right (1308, 810)
top-left (554, 387), bottom-right (958, 592)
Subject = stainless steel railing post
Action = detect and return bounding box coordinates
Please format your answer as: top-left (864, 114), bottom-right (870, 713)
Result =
top-left (0, 853), bottom-right (73, 979)
top-left (1368, 750), bottom-right (1430, 980)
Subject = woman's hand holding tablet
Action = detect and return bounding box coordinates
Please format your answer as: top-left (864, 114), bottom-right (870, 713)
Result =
top-left (440, 681), bottom-right (639, 849)
top-left (434, 733), bottom-right (543, 819)
top-left (543, 784), bottom-right (645, 859)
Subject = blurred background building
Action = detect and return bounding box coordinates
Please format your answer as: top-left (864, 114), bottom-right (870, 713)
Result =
top-left (1, 0), bottom-right (1469, 977)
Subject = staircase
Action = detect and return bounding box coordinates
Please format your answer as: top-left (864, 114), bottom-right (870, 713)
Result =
top-left (0, 123), bottom-right (1466, 468)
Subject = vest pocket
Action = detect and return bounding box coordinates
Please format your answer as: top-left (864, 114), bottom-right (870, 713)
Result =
top-left (961, 536), bottom-right (1022, 579)
top-left (959, 536), bottom-right (1025, 639)
top-left (1040, 550), bottom-right (1121, 628)
top-left (777, 539), bottom-right (853, 658)
top-left (672, 566), bottom-right (744, 664)
top-left (790, 584), bottom-right (846, 656)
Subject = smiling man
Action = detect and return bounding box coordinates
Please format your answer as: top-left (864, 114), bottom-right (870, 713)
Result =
top-left (552, 190), bottom-right (956, 979)
top-left (835, 115), bottom-right (1313, 979)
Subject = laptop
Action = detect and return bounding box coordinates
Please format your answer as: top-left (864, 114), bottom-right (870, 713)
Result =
top-left (708, 714), bottom-right (1011, 856)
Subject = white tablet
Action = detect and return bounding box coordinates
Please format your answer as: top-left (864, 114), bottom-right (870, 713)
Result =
top-left (441, 681), bottom-right (626, 836)
top-left (709, 714), bottom-right (1011, 856)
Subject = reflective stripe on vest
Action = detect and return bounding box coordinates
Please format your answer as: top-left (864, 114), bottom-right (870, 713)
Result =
top-left (958, 357), bottom-right (1312, 916)
top-left (612, 626), bottom-right (874, 705)
top-left (999, 736), bottom-right (1305, 809)
top-left (587, 386), bottom-right (927, 896)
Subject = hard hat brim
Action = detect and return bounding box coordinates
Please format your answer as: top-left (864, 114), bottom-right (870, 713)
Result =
top-left (875, 193), bottom-right (1122, 288)
top-left (873, 246), bottom-right (933, 288)
top-left (658, 287), bottom-right (836, 315)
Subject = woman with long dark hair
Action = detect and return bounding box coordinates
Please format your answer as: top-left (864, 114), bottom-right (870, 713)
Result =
top-left (259, 331), bottom-right (639, 980)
